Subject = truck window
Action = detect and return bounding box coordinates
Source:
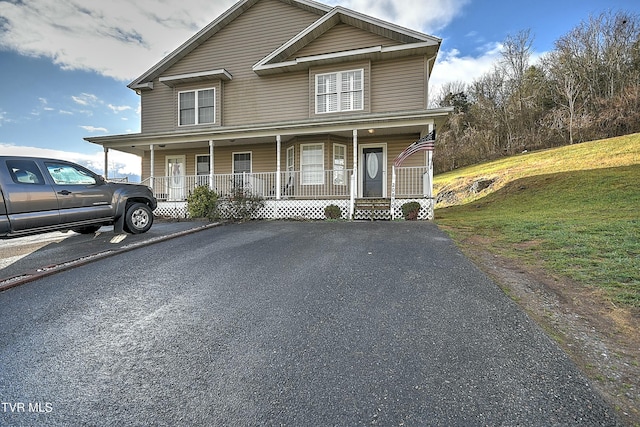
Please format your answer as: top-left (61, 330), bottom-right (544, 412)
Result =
top-left (6, 160), bottom-right (45, 185)
top-left (45, 163), bottom-right (97, 185)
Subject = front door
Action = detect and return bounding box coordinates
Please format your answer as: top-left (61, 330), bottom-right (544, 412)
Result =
top-left (362, 147), bottom-right (383, 198)
top-left (166, 156), bottom-right (186, 201)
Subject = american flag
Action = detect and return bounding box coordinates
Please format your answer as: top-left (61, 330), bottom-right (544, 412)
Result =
top-left (393, 130), bottom-right (435, 167)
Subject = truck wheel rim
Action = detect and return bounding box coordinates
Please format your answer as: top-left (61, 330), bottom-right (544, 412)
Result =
top-left (132, 208), bottom-right (149, 229)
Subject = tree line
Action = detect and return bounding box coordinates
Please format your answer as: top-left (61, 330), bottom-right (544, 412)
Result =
top-left (432, 10), bottom-right (640, 173)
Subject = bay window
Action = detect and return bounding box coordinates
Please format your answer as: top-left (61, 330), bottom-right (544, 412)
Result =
top-left (301, 144), bottom-right (324, 185)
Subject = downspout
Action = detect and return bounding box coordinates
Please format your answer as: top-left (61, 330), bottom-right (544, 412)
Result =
top-left (426, 55), bottom-right (437, 108)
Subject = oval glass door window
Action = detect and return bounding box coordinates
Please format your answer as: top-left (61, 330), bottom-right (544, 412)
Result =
top-left (366, 153), bottom-right (379, 179)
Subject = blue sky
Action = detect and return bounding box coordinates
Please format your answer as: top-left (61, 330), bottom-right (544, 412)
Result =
top-left (0, 0), bottom-right (638, 179)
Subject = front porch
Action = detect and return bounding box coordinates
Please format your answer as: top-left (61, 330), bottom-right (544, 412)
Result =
top-left (147, 166), bottom-right (434, 220)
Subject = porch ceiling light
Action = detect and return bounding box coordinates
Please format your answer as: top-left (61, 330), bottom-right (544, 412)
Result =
top-left (368, 129), bottom-right (375, 134)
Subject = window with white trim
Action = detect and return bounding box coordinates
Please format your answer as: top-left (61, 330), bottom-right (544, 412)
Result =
top-left (233, 152), bottom-right (251, 174)
top-left (333, 143), bottom-right (346, 186)
top-left (196, 154), bottom-right (210, 186)
top-left (315, 69), bottom-right (363, 114)
top-left (301, 144), bottom-right (324, 185)
top-left (286, 146), bottom-right (295, 175)
top-left (179, 88), bottom-right (215, 126)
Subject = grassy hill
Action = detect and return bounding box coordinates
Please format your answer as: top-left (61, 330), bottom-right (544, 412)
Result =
top-left (434, 134), bottom-right (640, 307)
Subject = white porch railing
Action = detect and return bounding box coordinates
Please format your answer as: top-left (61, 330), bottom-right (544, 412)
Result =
top-left (393, 166), bottom-right (429, 197)
top-left (145, 167), bottom-right (426, 201)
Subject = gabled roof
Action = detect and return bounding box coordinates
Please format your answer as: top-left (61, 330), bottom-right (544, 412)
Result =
top-left (253, 6), bottom-right (441, 75)
top-left (128, 0), bottom-right (330, 90)
top-left (129, 0), bottom-right (441, 89)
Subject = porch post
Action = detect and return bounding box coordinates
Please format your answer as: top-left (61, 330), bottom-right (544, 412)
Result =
top-left (150, 144), bottom-right (155, 192)
top-left (391, 165), bottom-right (396, 220)
top-left (209, 140), bottom-right (215, 190)
top-left (103, 147), bottom-right (109, 180)
top-left (427, 124), bottom-right (435, 218)
top-left (276, 135), bottom-right (281, 200)
top-left (350, 129), bottom-right (358, 219)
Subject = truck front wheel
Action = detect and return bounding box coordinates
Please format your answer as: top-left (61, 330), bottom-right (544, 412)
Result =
top-left (124, 203), bottom-right (153, 234)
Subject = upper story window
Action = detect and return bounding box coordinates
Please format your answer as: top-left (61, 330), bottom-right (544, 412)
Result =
top-left (315, 69), bottom-right (363, 114)
top-left (179, 88), bottom-right (215, 126)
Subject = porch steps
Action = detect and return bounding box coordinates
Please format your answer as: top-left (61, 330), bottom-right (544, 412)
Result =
top-left (354, 198), bottom-right (391, 221)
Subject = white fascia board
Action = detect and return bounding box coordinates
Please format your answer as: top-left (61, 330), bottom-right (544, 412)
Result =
top-left (129, 82), bottom-right (154, 91)
top-left (254, 46), bottom-right (380, 73)
top-left (382, 41), bottom-right (440, 53)
top-left (254, 43), bottom-right (436, 74)
top-left (159, 69), bottom-right (232, 87)
top-left (254, 8), bottom-right (339, 69)
top-left (296, 46), bottom-right (381, 63)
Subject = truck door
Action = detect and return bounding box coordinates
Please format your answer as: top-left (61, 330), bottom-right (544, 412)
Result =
top-left (44, 161), bottom-right (114, 224)
top-left (2, 159), bottom-right (60, 231)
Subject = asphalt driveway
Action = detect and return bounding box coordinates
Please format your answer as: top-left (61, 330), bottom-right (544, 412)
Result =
top-left (0, 221), bottom-right (620, 426)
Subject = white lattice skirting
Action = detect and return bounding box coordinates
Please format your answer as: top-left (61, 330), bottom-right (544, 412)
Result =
top-left (154, 199), bottom-right (434, 220)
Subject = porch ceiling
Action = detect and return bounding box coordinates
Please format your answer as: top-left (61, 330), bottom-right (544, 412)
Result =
top-left (85, 108), bottom-right (452, 155)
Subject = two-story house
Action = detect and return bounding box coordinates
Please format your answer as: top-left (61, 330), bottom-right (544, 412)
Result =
top-left (86, 0), bottom-right (452, 220)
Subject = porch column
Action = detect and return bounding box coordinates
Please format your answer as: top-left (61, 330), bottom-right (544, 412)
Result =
top-left (426, 124), bottom-right (435, 219)
top-left (103, 147), bottom-right (109, 180)
top-left (350, 129), bottom-right (358, 219)
top-left (276, 135), bottom-right (281, 200)
top-left (426, 124), bottom-right (434, 200)
top-left (209, 140), bottom-right (215, 190)
top-left (150, 144), bottom-right (155, 192)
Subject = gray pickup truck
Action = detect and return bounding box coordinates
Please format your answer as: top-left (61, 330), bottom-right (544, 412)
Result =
top-left (0, 156), bottom-right (157, 238)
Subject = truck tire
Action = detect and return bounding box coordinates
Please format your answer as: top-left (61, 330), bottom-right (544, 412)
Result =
top-left (124, 203), bottom-right (153, 234)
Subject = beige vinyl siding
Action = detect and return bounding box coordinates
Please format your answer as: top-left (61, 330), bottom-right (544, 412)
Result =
top-left (141, 82), bottom-right (175, 133)
top-left (158, 0), bottom-right (319, 127)
top-left (371, 56), bottom-right (427, 112)
top-left (386, 134), bottom-right (426, 168)
top-left (291, 23), bottom-right (401, 59)
top-left (213, 144), bottom-right (277, 174)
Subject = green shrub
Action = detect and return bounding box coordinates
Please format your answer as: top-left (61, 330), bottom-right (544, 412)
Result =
top-left (186, 185), bottom-right (219, 221)
top-left (324, 204), bottom-right (342, 219)
top-left (401, 201), bottom-right (421, 220)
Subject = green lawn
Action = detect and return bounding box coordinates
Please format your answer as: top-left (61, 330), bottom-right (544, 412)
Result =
top-left (435, 135), bottom-right (640, 307)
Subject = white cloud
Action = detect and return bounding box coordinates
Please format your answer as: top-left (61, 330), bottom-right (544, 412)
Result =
top-left (0, 0), bottom-right (237, 81)
top-left (0, 143), bottom-right (141, 178)
top-left (326, 0), bottom-right (469, 33)
top-left (72, 93), bottom-right (99, 106)
top-left (0, 0), bottom-right (468, 81)
top-left (430, 43), bottom-right (503, 92)
top-left (108, 104), bottom-right (133, 114)
top-left (79, 125), bottom-right (108, 133)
